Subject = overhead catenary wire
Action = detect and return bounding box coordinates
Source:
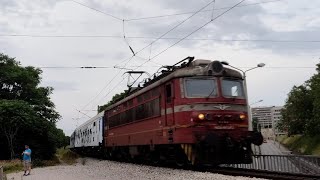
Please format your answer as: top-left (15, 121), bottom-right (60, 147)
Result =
top-left (134, 0), bottom-right (247, 69)
top-left (211, 0), bottom-right (216, 21)
top-left (97, 74), bottom-right (128, 105)
top-left (123, 20), bottom-right (135, 56)
top-left (68, 0), bottom-right (285, 119)
top-left (135, 55), bottom-right (163, 66)
top-left (71, 0), bottom-right (123, 21)
top-left (60, 0), bottom-right (302, 117)
top-left (38, 66), bottom-right (318, 69)
top-left (77, 68), bottom-right (124, 115)
top-left (3, 35), bottom-right (320, 43)
top-left (125, 0), bottom-right (283, 21)
top-left (68, 1), bottom-right (212, 111)
top-left (75, 53), bottom-right (137, 116)
top-left (114, 0), bottom-right (217, 67)
top-left (37, 66), bottom-right (114, 69)
top-left (81, 0), bottom-right (216, 101)
top-left (69, 0), bottom-right (282, 22)
top-left (80, 74), bottom-right (128, 119)
top-left (148, 43), bottom-right (153, 60)
top-left (66, 0), bottom-right (141, 115)
top-left (75, 109), bottom-right (92, 118)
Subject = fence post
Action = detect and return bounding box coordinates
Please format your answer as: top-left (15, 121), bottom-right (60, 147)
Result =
top-left (0, 165), bottom-right (3, 180)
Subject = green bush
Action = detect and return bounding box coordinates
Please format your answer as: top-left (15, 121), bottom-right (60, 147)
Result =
top-left (57, 148), bottom-right (79, 164)
top-left (279, 135), bottom-right (320, 155)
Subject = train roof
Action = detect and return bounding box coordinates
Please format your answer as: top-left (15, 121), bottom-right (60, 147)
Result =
top-left (103, 58), bottom-right (243, 111)
top-left (75, 111), bottom-right (104, 131)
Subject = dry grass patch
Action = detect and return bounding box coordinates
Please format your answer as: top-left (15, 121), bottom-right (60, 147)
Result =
top-left (0, 159), bottom-right (23, 174)
top-left (56, 148), bottom-right (79, 165)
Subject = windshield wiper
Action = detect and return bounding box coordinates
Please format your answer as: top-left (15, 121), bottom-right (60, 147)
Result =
top-left (206, 88), bottom-right (215, 98)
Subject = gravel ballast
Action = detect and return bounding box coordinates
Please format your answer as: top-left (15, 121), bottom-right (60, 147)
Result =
top-left (8, 158), bottom-right (265, 180)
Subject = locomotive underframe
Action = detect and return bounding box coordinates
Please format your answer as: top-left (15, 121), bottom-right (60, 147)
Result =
top-left (101, 126), bottom-right (262, 165)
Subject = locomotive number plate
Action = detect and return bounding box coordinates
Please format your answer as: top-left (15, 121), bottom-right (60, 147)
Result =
top-left (214, 125), bottom-right (235, 129)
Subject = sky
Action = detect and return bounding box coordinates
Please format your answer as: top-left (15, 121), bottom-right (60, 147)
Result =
top-left (0, 0), bottom-right (319, 135)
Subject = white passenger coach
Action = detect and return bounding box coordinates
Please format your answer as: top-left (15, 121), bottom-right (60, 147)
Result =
top-left (70, 112), bottom-right (104, 151)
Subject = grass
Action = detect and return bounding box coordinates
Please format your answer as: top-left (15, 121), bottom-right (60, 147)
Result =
top-left (0, 159), bottom-right (23, 174)
top-left (56, 148), bottom-right (79, 165)
top-left (0, 148), bottom-right (79, 176)
top-left (32, 156), bottom-right (60, 167)
top-left (277, 134), bottom-right (320, 156)
top-left (0, 157), bottom-right (60, 175)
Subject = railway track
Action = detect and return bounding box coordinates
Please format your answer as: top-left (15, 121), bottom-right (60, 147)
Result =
top-left (205, 167), bottom-right (320, 180)
top-left (121, 158), bottom-right (320, 179)
top-left (80, 155), bottom-right (320, 179)
top-left (142, 159), bottom-right (320, 179)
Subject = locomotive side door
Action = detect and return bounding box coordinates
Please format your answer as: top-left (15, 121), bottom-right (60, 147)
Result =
top-left (164, 82), bottom-right (174, 126)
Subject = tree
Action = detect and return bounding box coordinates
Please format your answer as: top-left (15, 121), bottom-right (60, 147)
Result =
top-left (279, 63), bottom-right (320, 136)
top-left (0, 53), bottom-right (63, 159)
top-left (252, 117), bottom-right (261, 132)
top-left (279, 85), bottom-right (313, 135)
top-left (0, 54), bottom-right (60, 122)
top-left (98, 90), bottom-right (128, 112)
top-left (306, 63), bottom-right (320, 135)
top-left (0, 100), bottom-right (36, 159)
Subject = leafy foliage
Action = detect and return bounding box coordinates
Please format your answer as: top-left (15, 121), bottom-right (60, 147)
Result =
top-left (0, 53), bottom-right (66, 160)
top-left (279, 63), bottom-right (320, 136)
top-left (98, 90), bottom-right (128, 112)
top-left (252, 117), bottom-right (261, 132)
top-left (0, 100), bottom-right (37, 159)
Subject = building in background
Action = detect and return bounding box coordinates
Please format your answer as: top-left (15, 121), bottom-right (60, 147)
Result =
top-left (251, 106), bottom-right (285, 136)
top-left (270, 106), bottom-right (285, 135)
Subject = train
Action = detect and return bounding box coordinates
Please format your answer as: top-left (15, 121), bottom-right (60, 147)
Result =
top-left (70, 57), bottom-right (263, 166)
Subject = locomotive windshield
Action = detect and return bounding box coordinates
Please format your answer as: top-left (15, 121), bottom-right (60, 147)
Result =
top-left (221, 79), bottom-right (244, 98)
top-left (185, 78), bottom-right (217, 97)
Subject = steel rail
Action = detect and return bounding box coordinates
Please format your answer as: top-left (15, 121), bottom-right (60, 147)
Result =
top-left (206, 167), bottom-right (320, 180)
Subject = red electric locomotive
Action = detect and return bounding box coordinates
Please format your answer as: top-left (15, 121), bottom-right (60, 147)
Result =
top-left (102, 57), bottom-right (263, 165)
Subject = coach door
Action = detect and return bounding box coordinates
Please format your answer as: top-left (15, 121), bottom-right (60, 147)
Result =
top-left (165, 82), bottom-right (174, 126)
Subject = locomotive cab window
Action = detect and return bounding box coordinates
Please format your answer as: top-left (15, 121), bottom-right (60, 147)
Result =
top-left (221, 79), bottom-right (244, 98)
top-left (185, 78), bottom-right (217, 97)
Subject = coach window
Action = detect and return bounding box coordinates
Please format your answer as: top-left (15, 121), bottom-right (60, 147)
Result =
top-left (120, 111), bottom-right (127, 124)
top-left (152, 88), bottom-right (159, 97)
top-left (144, 91), bottom-right (151, 100)
top-left (165, 84), bottom-right (172, 103)
top-left (136, 104), bottom-right (144, 120)
top-left (128, 99), bottom-right (133, 107)
top-left (137, 95), bottom-right (143, 103)
top-left (123, 102), bottom-right (128, 109)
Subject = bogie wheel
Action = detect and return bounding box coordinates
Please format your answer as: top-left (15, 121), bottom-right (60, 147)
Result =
top-left (151, 151), bottom-right (161, 165)
top-left (175, 150), bottom-right (188, 167)
top-left (175, 158), bottom-right (187, 167)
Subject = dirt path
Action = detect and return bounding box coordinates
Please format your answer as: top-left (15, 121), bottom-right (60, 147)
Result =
top-left (7, 158), bottom-right (264, 180)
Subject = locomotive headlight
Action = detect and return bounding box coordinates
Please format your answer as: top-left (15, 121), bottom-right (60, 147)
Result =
top-left (239, 114), bottom-right (246, 120)
top-left (198, 113), bottom-right (205, 120)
